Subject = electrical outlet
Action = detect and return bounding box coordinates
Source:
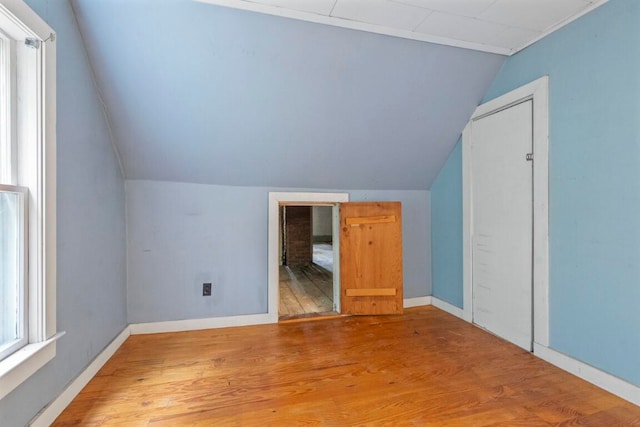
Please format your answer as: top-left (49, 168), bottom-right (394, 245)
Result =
top-left (202, 283), bottom-right (212, 296)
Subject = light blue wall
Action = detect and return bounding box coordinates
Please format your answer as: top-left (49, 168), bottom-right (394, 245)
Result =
top-left (126, 180), bottom-right (430, 323)
top-left (0, 1), bottom-right (127, 425)
top-left (430, 141), bottom-right (463, 308)
top-left (430, 0), bottom-right (640, 386)
top-left (71, 0), bottom-right (504, 190)
top-left (484, 0), bottom-right (640, 387)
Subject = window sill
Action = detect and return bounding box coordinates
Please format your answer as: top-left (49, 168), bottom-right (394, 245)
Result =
top-left (0, 332), bottom-right (64, 400)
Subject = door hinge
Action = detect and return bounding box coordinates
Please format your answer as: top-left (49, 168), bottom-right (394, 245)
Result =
top-left (526, 153), bottom-right (534, 162)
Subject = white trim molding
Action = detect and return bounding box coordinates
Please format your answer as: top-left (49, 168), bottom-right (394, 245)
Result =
top-left (534, 343), bottom-right (640, 407)
top-left (431, 297), bottom-right (464, 319)
top-left (403, 296), bottom-right (431, 308)
top-left (462, 76), bottom-right (550, 346)
top-left (130, 313), bottom-right (275, 335)
top-left (195, 0), bottom-right (510, 55)
top-left (194, 0), bottom-right (609, 56)
top-left (0, 332), bottom-right (63, 401)
top-left (29, 328), bottom-right (129, 427)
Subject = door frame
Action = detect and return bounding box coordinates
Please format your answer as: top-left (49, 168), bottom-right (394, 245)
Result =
top-left (268, 192), bottom-right (349, 319)
top-left (462, 76), bottom-right (550, 347)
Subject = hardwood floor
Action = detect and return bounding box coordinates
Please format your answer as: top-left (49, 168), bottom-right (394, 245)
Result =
top-left (53, 307), bottom-right (640, 426)
top-left (279, 263), bottom-right (334, 319)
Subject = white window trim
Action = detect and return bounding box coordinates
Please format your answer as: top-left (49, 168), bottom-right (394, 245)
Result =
top-left (0, 0), bottom-right (57, 401)
top-left (0, 30), bottom-right (16, 185)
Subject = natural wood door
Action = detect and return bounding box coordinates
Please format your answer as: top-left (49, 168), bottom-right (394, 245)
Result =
top-left (340, 202), bottom-right (403, 315)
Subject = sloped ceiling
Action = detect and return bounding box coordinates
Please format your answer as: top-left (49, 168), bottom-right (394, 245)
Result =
top-left (71, 0), bottom-right (504, 190)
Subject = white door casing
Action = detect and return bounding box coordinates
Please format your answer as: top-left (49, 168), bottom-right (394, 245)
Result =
top-left (462, 76), bottom-right (549, 348)
top-left (268, 192), bottom-right (349, 320)
top-left (471, 100), bottom-right (533, 351)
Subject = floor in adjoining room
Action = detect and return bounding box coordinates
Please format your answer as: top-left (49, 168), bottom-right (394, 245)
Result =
top-left (52, 306), bottom-right (640, 426)
top-left (278, 243), bottom-right (336, 320)
top-left (279, 263), bottom-right (334, 320)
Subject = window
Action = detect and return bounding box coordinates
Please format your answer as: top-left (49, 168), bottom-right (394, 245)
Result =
top-left (0, 0), bottom-right (57, 400)
top-left (0, 185), bottom-right (28, 361)
top-left (0, 22), bottom-right (27, 362)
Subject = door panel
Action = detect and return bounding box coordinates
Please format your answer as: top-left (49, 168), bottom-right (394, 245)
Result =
top-left (471, 100), bottom-right (533, 351)
top-left (340, 202), bottom-right (403, 315)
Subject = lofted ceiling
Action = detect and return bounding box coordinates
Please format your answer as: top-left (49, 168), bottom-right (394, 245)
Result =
top-left (69, 0), bottom-right (603, 190)
top-left (197, 0), bottom-right (608, 55)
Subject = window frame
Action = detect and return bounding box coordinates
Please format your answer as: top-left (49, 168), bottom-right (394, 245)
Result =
top-left (0, 0), bottom-right (57, 401)
top-left (0, 30), bottom-right (14, 184)
top-left (0, 184), bottom-right (28, 361)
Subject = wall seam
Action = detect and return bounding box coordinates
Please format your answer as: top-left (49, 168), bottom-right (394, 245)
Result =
top-left (68, 0), bottom-right (125, 178)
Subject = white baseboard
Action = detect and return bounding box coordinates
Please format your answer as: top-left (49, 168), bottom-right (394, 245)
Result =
top-left (404, 296), bottom-right (432, 308)
top-left (129, 312), bottom-right (277, 335)
top-left (434, 298), bottom-right (640, 406)
top-left (29, 326), bottom-right (131, 427)
top-left (431, 297), bottom-right (464, 319)
top-left (533, 343), bottom-right (640, 407)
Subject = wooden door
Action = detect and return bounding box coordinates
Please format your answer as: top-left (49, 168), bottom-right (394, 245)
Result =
top-left (340, 202), bottom-right (403, 315)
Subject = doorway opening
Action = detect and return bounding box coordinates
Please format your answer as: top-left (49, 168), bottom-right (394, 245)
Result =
top-left (279, 205), bottom-right (336, 321)
top-left (268, 192), bottom-right (349, 322)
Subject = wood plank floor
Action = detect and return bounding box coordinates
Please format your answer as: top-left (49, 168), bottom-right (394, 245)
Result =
top-left (279, 263), bottom-right (334, 320)
top-left (53, 307), bottom-right (640, 426)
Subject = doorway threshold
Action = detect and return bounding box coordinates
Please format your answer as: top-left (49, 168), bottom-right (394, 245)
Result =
top-left (279, 312), bottom-right (342, 324)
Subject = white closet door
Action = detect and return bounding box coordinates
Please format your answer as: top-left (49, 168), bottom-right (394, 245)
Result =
top-left (471, 100), bottom-right (533, 351)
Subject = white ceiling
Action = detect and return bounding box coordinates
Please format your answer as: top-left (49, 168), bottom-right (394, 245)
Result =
top-left (197, 0), bottom-right (608, 55)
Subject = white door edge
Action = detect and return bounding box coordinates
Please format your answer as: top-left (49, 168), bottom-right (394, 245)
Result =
top-left (332, 204), bottom-right (341, 313)
top-left (462, 76), bottom-right (550, 347)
